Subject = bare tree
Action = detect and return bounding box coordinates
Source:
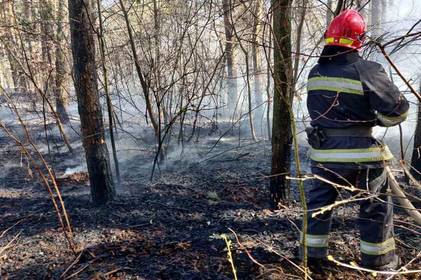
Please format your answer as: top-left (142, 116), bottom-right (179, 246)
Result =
top-left (326, 0), bottom-right (333, 25)
top-left (68, 0), bottom-right (115, 204)
top-left (223, 0), bottom-right (238, 117)
top-left (371, 0), bottom-right (382, 37)
top-left (270, 0), bottom-right (293, 207)
top-left (54, 0), bottom-right (70, 123)
top-left (252, 0), bottom-right (264, 133)
top-left (1, 0), bottom-right (27, 91)
top-left (411, 79), bottom-right (421, 180)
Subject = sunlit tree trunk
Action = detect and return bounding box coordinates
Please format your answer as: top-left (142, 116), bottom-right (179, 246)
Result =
top-left (223, 0), bottom-right (238, 117)
top-left (22, 0), bottom-right (33, 61)
top-left (270, 0), bottom-right (293, 207)
top-left (54, 0), bottom-right (70, 123)
top-left (1, 1), bottom-right (24, 91)
top-left (68, 0), bottom-right (115, 205)
top-left (39, 0), bottom-right (54, 83)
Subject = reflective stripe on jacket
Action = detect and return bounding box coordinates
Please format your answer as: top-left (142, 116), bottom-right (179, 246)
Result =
top-left (307, 46), bottom-right (409, 165)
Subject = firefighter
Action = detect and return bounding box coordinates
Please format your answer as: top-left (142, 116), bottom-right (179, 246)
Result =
top-left (302, 9), bottom-right (409, 272)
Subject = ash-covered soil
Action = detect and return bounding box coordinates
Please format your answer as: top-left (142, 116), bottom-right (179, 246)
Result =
top-left (0, 123), bottom-right (420, 280)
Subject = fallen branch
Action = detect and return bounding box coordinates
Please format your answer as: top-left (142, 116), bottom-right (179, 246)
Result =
top-left (328, 255), bottom-right (421, 276)
top-left (385, 166), bottom-right (421, 225)
top-left (228, 228), bottom-right (265, 268)
top-left (0, 231), bottom-right (21, 257)
top-left (400, 161), bottom-right (421, 191)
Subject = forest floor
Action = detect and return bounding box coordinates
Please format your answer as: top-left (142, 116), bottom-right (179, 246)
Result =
top-left (0, 120), bottom-right (420, 280)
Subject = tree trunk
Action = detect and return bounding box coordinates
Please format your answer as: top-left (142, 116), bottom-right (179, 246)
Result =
top-left (1, 0), bottom-right (25, 91)
top-left (22, 0), bottom-right (33, 62)
top-left (252, 0), bottom-right (263, 133)
top-left (326, 0), bottom-right (333, 25)
top-left (270, 0), bottom-right (293, 207)
top-left (223, 0), bottom-right (238, 118)
top-left (55, 0), bottom-right (70, 123)
top-left (380, 0), bottom-right (387, 26)
top-left (371, 0), bottom-right (382, 37)
top-left (119, 0), bottom-right (160, 140)
top-left (96, 0), bottom-right (121, 183)
top-left (411, 80), bottom-right (421, 180)
top-left (356, 0), bottom-right (368, 18)
top-left (293, 0), bottom-right (306, 85)
top-left (39, 0), bottom-right (54, 82)
top-left (68, 0), bottom-right (115, 205)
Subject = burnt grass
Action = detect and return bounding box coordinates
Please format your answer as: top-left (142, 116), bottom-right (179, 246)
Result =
top-left (0, 124), bottom-right (420, 280)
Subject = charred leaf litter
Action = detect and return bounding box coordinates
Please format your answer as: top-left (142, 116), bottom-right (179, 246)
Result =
top-left (0, 123), bottom-right (419, 279)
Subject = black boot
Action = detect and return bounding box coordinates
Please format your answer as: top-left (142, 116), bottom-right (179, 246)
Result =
top-left (363, 255), bottom-right (401, 271)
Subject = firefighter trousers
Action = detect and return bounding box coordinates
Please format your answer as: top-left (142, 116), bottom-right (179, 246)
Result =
top-left (301, 166), bottom-right (397, 267)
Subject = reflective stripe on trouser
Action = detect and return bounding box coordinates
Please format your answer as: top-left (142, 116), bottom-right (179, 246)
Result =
top-left (307, 76), bottom-right (364, 95)
top-left (361, 238), bottom-right (395, 256)
top-left (309, 145), bottom-right (394, 163)
top-left (301, 167), bottom-right (397, 266)
top-left (300, 233), bottom-right (328, 248)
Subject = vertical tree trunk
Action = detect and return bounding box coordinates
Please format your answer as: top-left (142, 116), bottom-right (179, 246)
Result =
top-left (55, 0), bottom-right (70, 123)
top-left (22, 0), bottom-right (33, 61)
top-left (266, 22), bottom-right (272, 141)
top-left (39, 0), bottom-right (54, 82)
top-left (371, 0), bottom-right (382, 37)
top-left (119, 0), bottom-right (160, 140)
top-left (326, 0), bottom-right (333, 25)
top-left (223, 0), bottom-right (238, 117)
top-left (380, 0), bottom-right (387, 26)
top-left (356, 0), bottom-right (368, 18)
top-left (68, 0), bottom-right (115, 205)
top-left (293, 0), bottom-right (306, 85)
top-left (411, 80), bottom-right (421, 180)
top-left (232, 4), bottom-right (256, 140)
top-left (252, 0), bottom-right (263, 133)
top-left (96, 0), bottom-right (121, 183)
top-left (270, 0), bottom-right (293, 207)
top-left (1, 0), bottom-right (24, 91)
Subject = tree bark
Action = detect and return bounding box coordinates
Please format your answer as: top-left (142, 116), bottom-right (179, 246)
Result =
top-left (270, 0), bottom-right (293, 207)
top-left (55, 0), bottom-right (70, 123)
top-left (326, 0), bottom-right (333, 25)
top-left (1, 0), bottom-right (26, 91)
top-left (252, 0), bottom-right (263, 132)
top-left (223, 0), bottom-right (238, 117)
top-left (411, 80), bottom-right (421, 180)
top-left (371, 0), bottom-right (382, 37)
top-left (68, 0), bottom-right (115, 205)
top-left (333, 0), bottom-right (345, 16)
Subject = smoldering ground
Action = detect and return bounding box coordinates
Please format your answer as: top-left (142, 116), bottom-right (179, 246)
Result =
top-left (0, 100), bottom-right (419, 280)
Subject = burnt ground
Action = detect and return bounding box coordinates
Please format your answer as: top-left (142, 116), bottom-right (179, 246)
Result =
top-left (0, 122), bottom-right (420, 280)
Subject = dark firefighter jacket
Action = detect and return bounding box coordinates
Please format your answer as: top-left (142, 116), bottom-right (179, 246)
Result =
top-left (306, 46), bottom-right (409, 167)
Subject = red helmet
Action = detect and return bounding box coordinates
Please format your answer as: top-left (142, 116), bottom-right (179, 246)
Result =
top-left (325, 9), bottom-right (366, 49)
